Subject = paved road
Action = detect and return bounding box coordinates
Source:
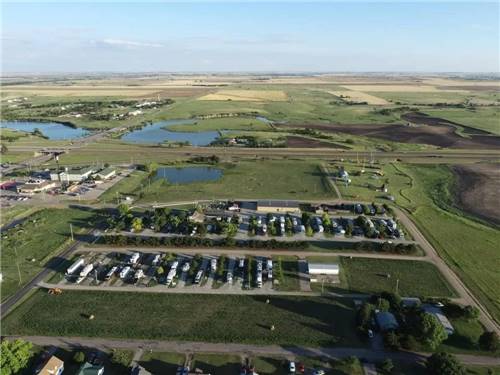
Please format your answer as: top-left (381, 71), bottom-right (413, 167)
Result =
top-left (5, 335), bottom-right (500, 367)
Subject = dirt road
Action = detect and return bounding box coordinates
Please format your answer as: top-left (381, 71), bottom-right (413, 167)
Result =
top-left (5, 335), bottom-right (500, 367)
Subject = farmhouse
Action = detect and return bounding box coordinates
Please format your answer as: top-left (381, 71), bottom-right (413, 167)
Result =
top-left (50, 166), bottom-right (94, 183)
top-left (423, 304), bottom-right (455, 336)
top-left (17, 180), bottom-right (57, 194)
top-left (256, 200), bottom-right (300, 214)
top-left (376, 311), bottom-right (399, 331)
top-left (36, 355), bottom-right (64, 375)
top-left (94, 167), bottom-right (116, 180)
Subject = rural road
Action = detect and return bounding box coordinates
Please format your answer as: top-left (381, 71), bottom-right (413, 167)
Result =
top-left (0, 239), bottom-right (83, 319)
top-left (5, 335), bottom-right (500, 367)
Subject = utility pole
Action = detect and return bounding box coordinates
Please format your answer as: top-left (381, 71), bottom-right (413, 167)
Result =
top-left (70, 223), bottom-right (74, 241)
top-left (396, 278), bottom-right (400, 295)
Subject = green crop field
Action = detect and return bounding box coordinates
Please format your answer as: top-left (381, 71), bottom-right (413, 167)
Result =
top-left (3, 290), bottom-right (362, 348)
top-left (337, 257), bottom-right (456, 297)
top-left (135, 159), bottom-right (335, 203)
top-left (423, 107), bottom-right (500, 135)
top-left (395, 164), bottom-right (500, 323)
top-left (0, 208), bottom-right (99, 301)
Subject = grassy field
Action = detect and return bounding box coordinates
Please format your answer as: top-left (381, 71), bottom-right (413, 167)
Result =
top-left (139, 352), bottom-right (186, 374)
top-left (395, 164), bottom-right (500, 323)
top-left (273, 255), bottom-right (300, 291)
top-left (424, 107), bottom-right (500, 135)
top-left (332, 161), bottom-right (411, 202)
top-left (0, 207), bottom-right (99, 301)
top-left (136, 159), bottom-right (335, 203)
top-left (3, 290), bottom-right (362, 347)
top-left (336, 257), bottom-right (456, 297)
top-left (99, 170), bottom-right (149, 203)
top-left (166, 116), bottom-right (272, 132)
top-left (0, 205), bottom-right (39, 227)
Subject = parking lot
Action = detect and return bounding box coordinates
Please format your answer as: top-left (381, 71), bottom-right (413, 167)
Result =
top-left (56, 250), bottom-right (280, 294)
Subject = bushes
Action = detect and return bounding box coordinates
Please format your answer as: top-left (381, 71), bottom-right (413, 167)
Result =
top-left (101, 234), bottom-right (309, 250)
top-left (353, 241), bottom-right (418, 255)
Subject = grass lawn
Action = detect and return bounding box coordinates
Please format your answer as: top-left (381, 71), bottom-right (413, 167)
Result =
top-left (192, 354), bottom-right (242, 375)
top-left (3, 290), bottom-right (362, 348)
top-left (273, 255), bottom-right (300, 291)
top-left (137, 159), bottom-right (335, 203)
top-left (0, 207), bottom-right (99, 301)
top-left (333, 161), bottom-right (411, 202)
top-left (336, 257), bottom-right (456, 297)
top-left (250, 356), bottom-right (364, 375)
top-left (139, 352), bottom-right (185, 374)
top-left (439, 317), bottom-right (494, 356)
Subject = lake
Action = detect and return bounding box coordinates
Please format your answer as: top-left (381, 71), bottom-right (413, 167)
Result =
top-left (0, 121), bottom-right (90, 140)
top-left (121, 119), bottom-right (219, 146)
top-left (155, 166), bottom-right (223, 184)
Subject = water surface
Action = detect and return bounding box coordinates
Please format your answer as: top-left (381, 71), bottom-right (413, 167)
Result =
top-left (0, 121), bottom-right (89, 140)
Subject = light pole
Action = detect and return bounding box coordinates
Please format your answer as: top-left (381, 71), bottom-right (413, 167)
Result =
top-left (70, 223), bottom-right (74, 241)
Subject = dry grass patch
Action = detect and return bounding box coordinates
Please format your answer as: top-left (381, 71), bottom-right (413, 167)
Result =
top-left (328, 90), bottom-right (389, 105)
top-left (1, 86), bottom-right (164, 97)
top-left (341, 84), bottom-right (466, 93)
top-left (198, 89), bottom-right (288, 102)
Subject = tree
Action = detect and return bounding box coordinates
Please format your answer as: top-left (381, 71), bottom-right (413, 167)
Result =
top-left (418, 312), bottom-right (447, 349)
top-left (73, 351), bottom-right (85, 363)
top-left (131, 217), bottom-right (143, 232)
top-left (305, 225), bottom-right (314, 237)
top-left (426, 352), bottom-right (466, 375)
top-left (0, 339), bottom-right (34, 375)
top-left (463, 305), bottom-right (479, 321)
top-left (0, 143), bottom-right (7, 154)
top-left (117, 203), bottom-right (130, 217)
top-left (479, 331), bottom-right (499, 352)
top-left (379, 359), bottom-right (394, 374)
top-left (156, 266), bottom-right (165, 277)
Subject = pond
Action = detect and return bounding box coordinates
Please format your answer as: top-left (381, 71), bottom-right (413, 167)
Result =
top-left (155, 166), bottom-right (223, 184)
top-left (0, 121), bottom-right (90, 140)
top-left (121, 119), bottom-right (219, 146)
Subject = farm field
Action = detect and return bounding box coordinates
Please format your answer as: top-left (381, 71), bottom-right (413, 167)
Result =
top-left (328, 90), bottom-right (389, 105)
top-left (334, 257), bottom-right (457, 297)
top-left (166, 116), bottom-right (272, 132)
top-left (423, 107), bottom-right (500, 135)
top-left (198, 89), bottom-right (288, 101)
top-left (395, 164), bottom-right (500, 323)
top-left (135, 160), bottom-right (335, 203)
top-left (3, 290), bottom-right (363, 348)
top-left (0, 207), bottom-right (100, 301)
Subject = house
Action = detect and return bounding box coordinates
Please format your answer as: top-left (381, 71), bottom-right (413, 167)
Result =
top-left (376, 311), bottom-right (399, 331)
top-left (77, 362), bottom-right (105, 375)
top-left (401, 297), bottom-right (421, 308)
top-left (36, 355), bottom-right (64, 375)
top-left (256, 200), bottom-right (300, 214)
top-left (423, 304), bottom-right (454, 336)
top-left (94, 167), bottom-right (116, 180)
top-left (50, 166), bottom-right (94, 183)
top-left (17, 180), bottom-right (57, 194)
top-left (0, 180), bottom-right (17, 191)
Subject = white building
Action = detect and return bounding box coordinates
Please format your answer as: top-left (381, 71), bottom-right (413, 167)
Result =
top-left (307, 263), bottom-right (340, 283)
top-left (50, 167), bottom-right (94, 183)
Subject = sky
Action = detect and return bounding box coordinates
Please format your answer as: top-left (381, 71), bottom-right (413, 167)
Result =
top-left (1, 1), bottom-right (499, 73)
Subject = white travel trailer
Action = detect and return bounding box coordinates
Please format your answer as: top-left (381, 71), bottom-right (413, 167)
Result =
top-left (66, 258), bottom-right (85, 275)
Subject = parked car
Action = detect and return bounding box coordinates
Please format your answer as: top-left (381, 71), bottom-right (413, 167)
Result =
top-left (289, 361), bottom-right (296, 373)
